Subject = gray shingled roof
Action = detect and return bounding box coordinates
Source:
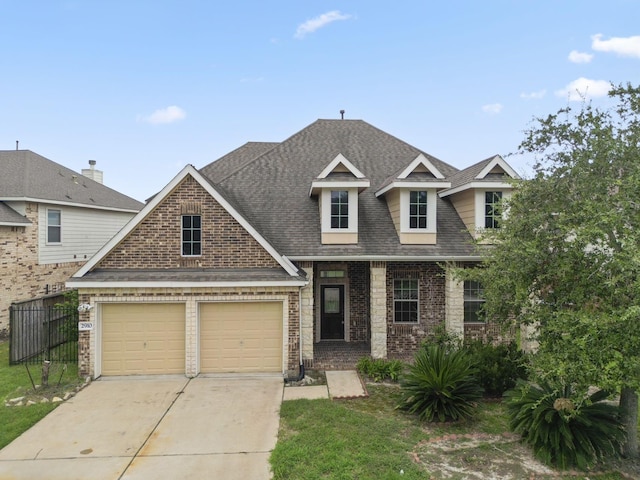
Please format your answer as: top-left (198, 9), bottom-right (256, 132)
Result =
top-left (200, 142), bottom-right (278, 184)
top-left (447, 155), bottom-right (507, 190)
top-left (0, 202), bottom-right (31, 225)
top-left (72, 268), bottom-right (305, 283)
top-left (0, 150), bottom-right (144, 211)
top-left (200, 119), bottom-right (481, 259)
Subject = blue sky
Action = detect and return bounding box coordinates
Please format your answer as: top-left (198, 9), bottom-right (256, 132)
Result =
top-left (1, 1), bottom-right (639, 201)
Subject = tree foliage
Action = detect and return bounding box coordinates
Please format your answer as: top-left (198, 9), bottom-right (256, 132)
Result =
top-left (463, 84), bottom-right (640, 455)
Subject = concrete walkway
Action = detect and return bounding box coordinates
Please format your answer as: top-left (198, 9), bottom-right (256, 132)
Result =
top-left (0, 376), bottom-right (283, 480)
top-left (282, 370), bottom-right (367, 401)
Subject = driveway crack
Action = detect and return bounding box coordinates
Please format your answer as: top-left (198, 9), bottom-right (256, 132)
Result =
top-left (117, 377), bottom-right (191, 479)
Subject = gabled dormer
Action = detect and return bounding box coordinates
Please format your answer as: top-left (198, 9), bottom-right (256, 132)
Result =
top-left (375, 154), bottom-right (451, 244)
top-left (438, 155), bottom-right (519, 240)
top-left (309, 154), bottom-right (370, 244)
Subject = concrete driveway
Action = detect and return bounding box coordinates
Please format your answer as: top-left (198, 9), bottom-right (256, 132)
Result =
top-left (0, 375), bottom-right (283, 480)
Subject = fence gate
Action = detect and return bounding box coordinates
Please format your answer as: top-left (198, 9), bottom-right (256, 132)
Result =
top-left (9, 302), bottom-right (79, 365)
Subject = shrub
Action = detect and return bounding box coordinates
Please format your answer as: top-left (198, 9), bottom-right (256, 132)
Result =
top-left (356, 357), bottom-right (404, 382)
top-left (504, 380), bottom-right (624, 470)
top-left (466, 340), bottom-right (529, 397)
top-left (398, 344), bottom-right (483, 422)
top-left (422, 324), bottom-right (462, 352)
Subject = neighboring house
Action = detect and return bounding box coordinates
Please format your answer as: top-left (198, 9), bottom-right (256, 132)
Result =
top-left (67, 119), bottom-right (519, 379)
top-left (0, 150), bottom-right (144, 335)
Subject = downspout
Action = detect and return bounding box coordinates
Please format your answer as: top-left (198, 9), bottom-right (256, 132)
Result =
top-left (285, 279), bottom-right (309, 383)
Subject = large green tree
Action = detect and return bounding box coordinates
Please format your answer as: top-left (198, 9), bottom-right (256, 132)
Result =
top-left (468, 84), bottom-right (640, 457)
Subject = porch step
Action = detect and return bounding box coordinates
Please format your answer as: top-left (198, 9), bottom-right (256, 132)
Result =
top-left (326, 370), bottom-right (367, 399)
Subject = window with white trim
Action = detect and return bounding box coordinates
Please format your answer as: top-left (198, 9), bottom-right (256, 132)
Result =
top-left (394, 279), bottom-right (419, 323)
top-left (47, 209), bottom-right (61, 244)
top-left (330, 190), bottom-right (349, 229)
top-left (409, 191), bottom-right (428, 229)
top-left (484, 191), bottom-right (503, 229)
top-left (464, 280), bottom-right (485, 323)
top-left (182, 215), bottom-right (201, 256)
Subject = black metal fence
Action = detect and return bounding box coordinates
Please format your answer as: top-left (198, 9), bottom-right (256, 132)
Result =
top-left (9, 303), bottom-right (79, 365)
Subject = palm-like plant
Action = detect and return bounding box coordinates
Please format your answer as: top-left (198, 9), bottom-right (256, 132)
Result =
top-left (398, 345), bottom-right (482, 422)
top-left (505, 380), bottom-right (624, 470)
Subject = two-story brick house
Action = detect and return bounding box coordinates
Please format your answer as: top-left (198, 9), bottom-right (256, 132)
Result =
top-left (0, 150), bottom-right (144, 335)
top-left (67, 119), bottom-right (519, 378)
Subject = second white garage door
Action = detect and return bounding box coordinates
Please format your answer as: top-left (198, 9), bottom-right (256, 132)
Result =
top-left (200, 302), bottom-right (283, 373)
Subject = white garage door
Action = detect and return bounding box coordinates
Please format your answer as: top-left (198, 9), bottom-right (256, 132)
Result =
top-left (102, 303), bottom-right (185, 375)
top-left (200, 302), bottom-right (283, 373)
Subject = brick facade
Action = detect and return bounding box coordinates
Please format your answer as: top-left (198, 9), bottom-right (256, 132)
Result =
top-left (386, 262), bottom-right (446, 358)
top-left (97, 176), bottom-right (279, 270)
top-left (0, 203), bottom-right (82, 334)
top-left (347, 262), bottom-right (369, 342)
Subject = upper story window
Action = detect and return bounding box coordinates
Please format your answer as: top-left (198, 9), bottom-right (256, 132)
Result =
top-left (409, 191), bottom-right (428, 229)
top-left (47, 209), bottom-right (61, 244)
top-left (394, 279), bottom-right (419, 323)
top-left (330, 191), bottom-right (349, 229)
top-left (182, 215), bottom-right (201, 256)
top-left (484, 191), bottom-right (503, 229)
top-left (464, 280), bottom-right (485, 323)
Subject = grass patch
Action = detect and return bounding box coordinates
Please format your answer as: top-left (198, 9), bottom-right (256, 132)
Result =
top-left (271, 384), bottom-right (639, 479)
top-left (0, 341), bottom-right (81, 449)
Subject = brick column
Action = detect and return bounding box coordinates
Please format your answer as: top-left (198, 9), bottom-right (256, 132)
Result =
top-left (445, 264), bottom-right (464, 339)
top-left (370, 261), bottom-right (387, 358)
top-left (299, 262), bottom-right (314, 362)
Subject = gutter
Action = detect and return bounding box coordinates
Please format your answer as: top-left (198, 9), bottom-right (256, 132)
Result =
top-left (288, 255), bottom-right (484, 262)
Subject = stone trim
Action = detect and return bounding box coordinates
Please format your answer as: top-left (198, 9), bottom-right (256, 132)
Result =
top-left (370, 261), bottom-right (387, 358)
top-left (445, 263), bottom-right (464, 339)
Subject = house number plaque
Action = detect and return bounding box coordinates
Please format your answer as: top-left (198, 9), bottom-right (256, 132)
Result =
top-left (78, 322), bottom-right (94, 331)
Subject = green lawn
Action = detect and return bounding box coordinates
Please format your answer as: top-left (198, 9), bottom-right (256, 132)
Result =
top-left (271, 384), bottom-right (637, 479)
top-left (0, 341), bottom-right (81, 449)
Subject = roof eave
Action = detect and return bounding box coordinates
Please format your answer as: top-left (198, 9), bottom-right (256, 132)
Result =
top-left (66, 279), bottom-right (309, 289)
top-left (438, 182), bottom-right (515, 198)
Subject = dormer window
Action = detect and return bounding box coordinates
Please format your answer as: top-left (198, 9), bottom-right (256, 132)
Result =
top-left (310, 154), bottom-right (370, 244)
top-left (438, 155), bottom-right (519, 240)
top-left (409, 191), bottom-right (428, 229)
top-left (330, 191), bottom-right (349, 229)
top-left (484, 191), bottom-right (503, 229)
top-left (374, 154), bottom-right (450, 245)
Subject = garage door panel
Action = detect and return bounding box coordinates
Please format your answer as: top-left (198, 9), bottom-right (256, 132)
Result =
top-left (102, 303), bottom-right (185, 376)
top-left (200, 302), bottom-right (283, 373)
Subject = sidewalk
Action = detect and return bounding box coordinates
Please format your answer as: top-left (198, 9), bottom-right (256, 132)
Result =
top-left (282, 370), bottom-right (367, 401)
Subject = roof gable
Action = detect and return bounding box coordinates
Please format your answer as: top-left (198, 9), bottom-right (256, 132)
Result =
top-left (439, 155), bottom-right (520, 198)
top-left (398, 153), bottom-right (446, 179)
top-left (476, 155), bottom-right (519, 180)
top-left (73, 165), bottom-right (299, 278)
top-left (317, 153), bottom-right (367, 179)
top-left (0, 202), bottom-right (31, 226)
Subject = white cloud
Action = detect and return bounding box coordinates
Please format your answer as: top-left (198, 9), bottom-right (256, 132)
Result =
top-left (520, 89), bottom-right (547, 100)
top-left (554, 78), bottom-right (611, 101)
top-left (482, 103), bottom-right (503, 114)
top-left (568, 50), bottom-right (593, 63)
top-left (295, 10), bottom-right (352, 39)
top-left (138, 106), bottom-right (186, 125)
top-left (592, 33), bottom-right (640, 58)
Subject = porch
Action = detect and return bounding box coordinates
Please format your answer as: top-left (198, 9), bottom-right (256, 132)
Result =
top-left (310, 341), bottom-right (371, 370)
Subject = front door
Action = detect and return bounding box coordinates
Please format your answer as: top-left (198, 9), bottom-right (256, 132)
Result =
top-left (320, 285), bottom-right (345, 340)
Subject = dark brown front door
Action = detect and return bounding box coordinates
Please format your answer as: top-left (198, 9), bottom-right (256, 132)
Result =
top-left (320, 285), bottom-right (345, 340)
